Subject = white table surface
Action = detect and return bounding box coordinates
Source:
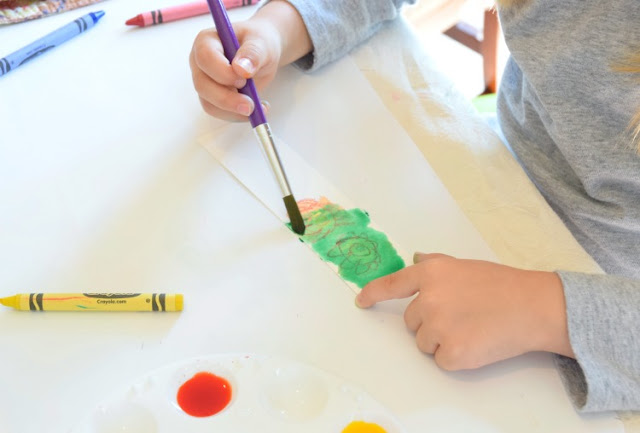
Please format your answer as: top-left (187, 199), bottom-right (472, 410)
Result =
top-left (1, 1), bottom-right (637, 432)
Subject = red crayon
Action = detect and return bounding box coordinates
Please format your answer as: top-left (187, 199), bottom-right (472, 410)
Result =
top-left (125, 0), bottom-right (254, 27)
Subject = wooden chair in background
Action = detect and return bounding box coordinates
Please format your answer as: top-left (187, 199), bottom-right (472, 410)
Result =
top-left (404, 0), bottom-right (501, 95)
top-left (444, 7), bottom-right (500, 94)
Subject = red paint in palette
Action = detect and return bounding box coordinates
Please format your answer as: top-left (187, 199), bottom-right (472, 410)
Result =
top-left (177, 372), bottom-right (232, 417)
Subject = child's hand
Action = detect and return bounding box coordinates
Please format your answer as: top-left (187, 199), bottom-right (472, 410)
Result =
top-left (190, 19), bottom-right (281, 121)
top-left (189, 0), bottom-right (311, 121)
top-left (356, 253), bottom-right (574, 370)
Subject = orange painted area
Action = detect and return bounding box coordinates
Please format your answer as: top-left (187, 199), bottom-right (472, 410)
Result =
top-left (297, 196), bottom-right (331, 214)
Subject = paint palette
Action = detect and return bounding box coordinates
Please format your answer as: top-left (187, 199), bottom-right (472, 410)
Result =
top-left (71, 354), bottom-right (406, 433)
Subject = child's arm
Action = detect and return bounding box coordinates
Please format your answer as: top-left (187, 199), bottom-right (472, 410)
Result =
top-left (554, 271), bottom-right (640, 412)
top-left (272, 0), bottom-right (415, 72)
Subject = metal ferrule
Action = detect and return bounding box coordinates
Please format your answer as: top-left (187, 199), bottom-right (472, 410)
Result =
top-left (253, 123), bottom-right (292, 197)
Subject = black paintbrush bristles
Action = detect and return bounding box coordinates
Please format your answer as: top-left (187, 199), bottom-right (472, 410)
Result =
top-left (283, 194), bottom-right (305, 235)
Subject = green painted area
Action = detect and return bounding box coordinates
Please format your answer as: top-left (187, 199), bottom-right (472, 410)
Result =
top-left (472, 93), bottom-right (497, 114)
top-left (289, 203), bottom-right (405, 288)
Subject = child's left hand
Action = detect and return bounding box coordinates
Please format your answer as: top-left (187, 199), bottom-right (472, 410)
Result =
top-left (355, 253), bottom-right (575, 370)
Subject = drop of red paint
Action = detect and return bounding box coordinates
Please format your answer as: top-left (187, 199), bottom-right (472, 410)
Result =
top-left (176, 372), bottom-right (232, 417)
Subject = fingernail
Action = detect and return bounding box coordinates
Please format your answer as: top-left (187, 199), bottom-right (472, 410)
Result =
top-left (261, 100), bottom-right (270, 114)
top-left (354, 293), bottom-right (365, 309)
top-left (234, 78), bottom-right (246, 89)
top-left (236, 57), bottom-right (255, 76)
top-left (237, 103), bottom-right (252, 116)
top-left (413, 252), bottom-right (427, 264)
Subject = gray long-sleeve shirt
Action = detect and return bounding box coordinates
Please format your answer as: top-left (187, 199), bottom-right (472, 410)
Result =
top-left (274, 0), bottom-right (640, 412)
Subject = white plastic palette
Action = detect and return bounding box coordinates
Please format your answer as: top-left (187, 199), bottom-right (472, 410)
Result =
top-left (71, 354), bottom-right (406, 433)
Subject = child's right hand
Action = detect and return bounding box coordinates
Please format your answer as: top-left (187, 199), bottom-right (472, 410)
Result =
top-left (189, 18), bottom-right (282, 121)
top-left (189, 1), bottom-right (312, 122)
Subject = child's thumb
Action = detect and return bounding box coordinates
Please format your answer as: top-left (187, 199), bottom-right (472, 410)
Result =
top-left (232, 39), bottom-right (267, 79)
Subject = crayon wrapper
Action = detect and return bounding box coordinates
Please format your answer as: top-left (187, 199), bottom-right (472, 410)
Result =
top-left (19, 293), bottom-right (182, 312)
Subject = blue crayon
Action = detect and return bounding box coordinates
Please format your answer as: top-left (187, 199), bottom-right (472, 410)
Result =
top-left (0, 11), bottom-right (105, 77)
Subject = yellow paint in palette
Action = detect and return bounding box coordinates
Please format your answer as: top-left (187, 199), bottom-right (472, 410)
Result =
top-left (342, 420), bottom-right (388, 433)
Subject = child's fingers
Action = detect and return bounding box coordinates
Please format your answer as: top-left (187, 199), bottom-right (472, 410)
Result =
top-left (415, 325), bottom-right (439, 355)
top-left (356, 266), bottom-right (423, 308)
top-left (413, 252), bottom-right (452, 264)
top-left (357, 253), bottom-right (455, 308)
top-left (192, 62), bottom-right (255, 117)
top-left (192, 29), bottom-right (246, 88)
top-left (199, 97), bottom-right (270, 122)
top-left (403, 295), bottom-right (424, 332)
top-left (232, 37), bottom-right (269, 79)
top-left (199, 98), bottom-right (246, 122)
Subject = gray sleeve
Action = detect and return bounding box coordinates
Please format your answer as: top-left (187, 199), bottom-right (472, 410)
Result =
top-left (264, 0), bottom-right (415, 71)
top-left (555, 271), bottom-right (640, 412)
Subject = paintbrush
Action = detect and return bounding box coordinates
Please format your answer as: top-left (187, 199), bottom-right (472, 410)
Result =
top-left (205, 0), bottom-right (306, 235)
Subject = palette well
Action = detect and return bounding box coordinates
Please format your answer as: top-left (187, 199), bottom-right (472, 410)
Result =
top-left (71, 354), bottom-right (406, 433)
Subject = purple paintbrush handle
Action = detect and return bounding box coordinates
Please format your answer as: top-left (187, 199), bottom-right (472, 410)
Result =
top-left (206, 0), bottom-right (267, 127)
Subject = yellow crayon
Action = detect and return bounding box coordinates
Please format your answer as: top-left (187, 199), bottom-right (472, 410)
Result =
top-left (0, 293), bottom-right (183, 312)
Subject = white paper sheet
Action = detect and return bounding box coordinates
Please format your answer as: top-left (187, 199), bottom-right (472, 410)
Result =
top-left (199, 55), bottom-right (622, 433)
top-left (200, 57), bottom-right (498, 272)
